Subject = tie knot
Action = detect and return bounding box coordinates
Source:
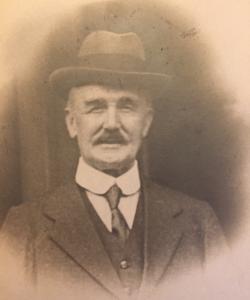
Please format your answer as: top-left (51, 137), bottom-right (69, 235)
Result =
top-left (105, 184), bottom-right (122, 210)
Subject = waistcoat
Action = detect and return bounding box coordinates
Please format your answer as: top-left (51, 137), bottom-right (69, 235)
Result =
top-left (78, 185), bottom-right (144, 295)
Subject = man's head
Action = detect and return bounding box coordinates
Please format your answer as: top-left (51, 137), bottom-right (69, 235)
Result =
top-left (65, 84), bottom-right (153, 176)
top-left (49, 30), bottom-right (170, 175)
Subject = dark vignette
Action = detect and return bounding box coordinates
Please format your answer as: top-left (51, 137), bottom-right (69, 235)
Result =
top-left (2, 0), bottom-right (245, 243)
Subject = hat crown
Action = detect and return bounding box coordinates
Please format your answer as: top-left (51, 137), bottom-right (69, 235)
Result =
top-left (78, 30), bottom-right (146, 61)
top-left (49, 30), bottom-right (170, 99)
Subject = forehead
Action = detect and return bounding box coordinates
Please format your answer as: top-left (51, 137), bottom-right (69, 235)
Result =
top-left (68, 84), bottom-right (149, 104)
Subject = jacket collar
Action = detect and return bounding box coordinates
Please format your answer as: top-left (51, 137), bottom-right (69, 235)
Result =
top-left (43, 182), bottom-right (125, 298)
top-left (139, 177), bottom-right (184, 296)
top-left (42, 178), bottom-right (184, 297)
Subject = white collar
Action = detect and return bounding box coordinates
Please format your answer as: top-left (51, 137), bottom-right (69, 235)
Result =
top-left (75, 157), bottom-right (141, 195)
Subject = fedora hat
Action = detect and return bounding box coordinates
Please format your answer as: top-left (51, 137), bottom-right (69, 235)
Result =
top-left (49, 30), bottom-right (171, 99)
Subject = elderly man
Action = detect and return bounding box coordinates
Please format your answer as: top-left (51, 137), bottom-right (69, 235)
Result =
top-left (0, 30), bottom-right (226, 300)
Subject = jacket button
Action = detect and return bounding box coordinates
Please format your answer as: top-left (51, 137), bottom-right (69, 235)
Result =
top-left (120, 259), bottom-right (129, 269)
top-left (123, 286), bottom-right (132, 295)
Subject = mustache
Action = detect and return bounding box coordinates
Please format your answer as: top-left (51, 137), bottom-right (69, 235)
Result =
top-left (93, 130), bottom-right (128, 145)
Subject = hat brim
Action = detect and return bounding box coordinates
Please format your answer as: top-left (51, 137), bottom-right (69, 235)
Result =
top-left (49, 67), bottom-right (171, 99)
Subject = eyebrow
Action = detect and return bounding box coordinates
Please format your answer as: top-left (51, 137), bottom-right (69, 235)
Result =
top-left (118, 96), bottom-right (140, 106)
top-left (82, 96), bottom-right (139, 105)
top-left (119, 96), bottom-right (138, 102)
top-left (77, 95), bottom-right (144, 110)
top-left (83, 98), bottom-right (107, 107)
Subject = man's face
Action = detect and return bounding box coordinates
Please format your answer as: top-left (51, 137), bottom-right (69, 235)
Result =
top-left (65, 84), bottom-right (153, 175)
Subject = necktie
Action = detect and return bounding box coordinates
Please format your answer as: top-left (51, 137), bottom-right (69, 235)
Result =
top-left (105, 184), bottom-right (130, 244)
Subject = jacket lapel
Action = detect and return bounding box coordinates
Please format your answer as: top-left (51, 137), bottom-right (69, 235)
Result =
top-left (140, 179), bottom-right (184, 293)
top-left (43, 182), bottom-right (124, 298)
top-left (41, 179), bottom-right (184, 297)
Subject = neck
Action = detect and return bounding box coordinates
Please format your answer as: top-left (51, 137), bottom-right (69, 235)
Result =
top-left (102, 165), bottom-right (132, 177)
top-left (84, 159), bottom-right (136, 178)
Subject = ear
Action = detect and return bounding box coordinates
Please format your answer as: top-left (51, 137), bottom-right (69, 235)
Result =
top-left (142, 108), bottom-right (154, 138)
top-left (65, 111), bottom-right (77, 138)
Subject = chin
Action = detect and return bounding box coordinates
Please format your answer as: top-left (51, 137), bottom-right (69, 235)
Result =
top-left (92, 156), bottom-right (134, 175)
top-left (97, 159), bottom-right (125, 170)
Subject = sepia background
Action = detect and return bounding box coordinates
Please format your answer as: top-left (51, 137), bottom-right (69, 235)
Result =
top-left (0, 0), bottom-right (250, 280)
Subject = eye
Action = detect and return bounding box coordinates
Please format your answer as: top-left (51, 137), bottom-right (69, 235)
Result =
top-left (85, 100), bottom-right (107, 114)
top-left (118, 98), bottom-right (138, 112)
top-left (88, 106), bottom-right (105, 113)
top-left (120, 104), bottom-right (134, 112)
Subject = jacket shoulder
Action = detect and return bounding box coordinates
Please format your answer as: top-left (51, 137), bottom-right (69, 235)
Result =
top-left (145, 179), bottom-right (227, 251)
top-left (144, 178), bottom-right (215, 216)
top-left (0, 183), bottom-right (76, 241)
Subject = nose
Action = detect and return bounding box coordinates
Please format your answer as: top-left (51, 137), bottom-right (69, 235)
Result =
top-left (103, 106), bottom-right (120, 130)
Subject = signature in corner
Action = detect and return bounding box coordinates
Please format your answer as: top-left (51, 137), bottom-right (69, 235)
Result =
top-left (180, 27), bottom-right (198, 39)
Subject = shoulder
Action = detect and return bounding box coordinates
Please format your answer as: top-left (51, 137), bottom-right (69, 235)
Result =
top-left (0, 182), bottom-right (76, 238)
top-left (143, 178), bottom-right (226, 244)
top-left (143, 178), bottom-right (215, 218)
top-left (144, 179), bottom-right (227, 251)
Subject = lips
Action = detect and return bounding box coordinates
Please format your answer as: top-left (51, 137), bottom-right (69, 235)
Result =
top-left (98, 137), bottom-right (125, 144)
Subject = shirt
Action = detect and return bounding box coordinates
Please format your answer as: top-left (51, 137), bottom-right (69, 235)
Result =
top-left (75, 157), bottom-right (140, 232)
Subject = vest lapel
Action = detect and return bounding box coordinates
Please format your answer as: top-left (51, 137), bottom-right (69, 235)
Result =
top-left (139, 179), bottom-right (184, 295)
top-left (43, 182), bottom-right (124, 298)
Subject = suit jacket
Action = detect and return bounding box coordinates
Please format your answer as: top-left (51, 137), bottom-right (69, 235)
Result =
top-left (0, 178), bottom-right (227, 300)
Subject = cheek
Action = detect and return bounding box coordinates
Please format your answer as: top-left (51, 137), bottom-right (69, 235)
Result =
top-left (75, 117), bottom-right (97, 137)
top-left (122, 117), bottom-right (148, 138)
top-left (134, 117), bottom-right (152, 140)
